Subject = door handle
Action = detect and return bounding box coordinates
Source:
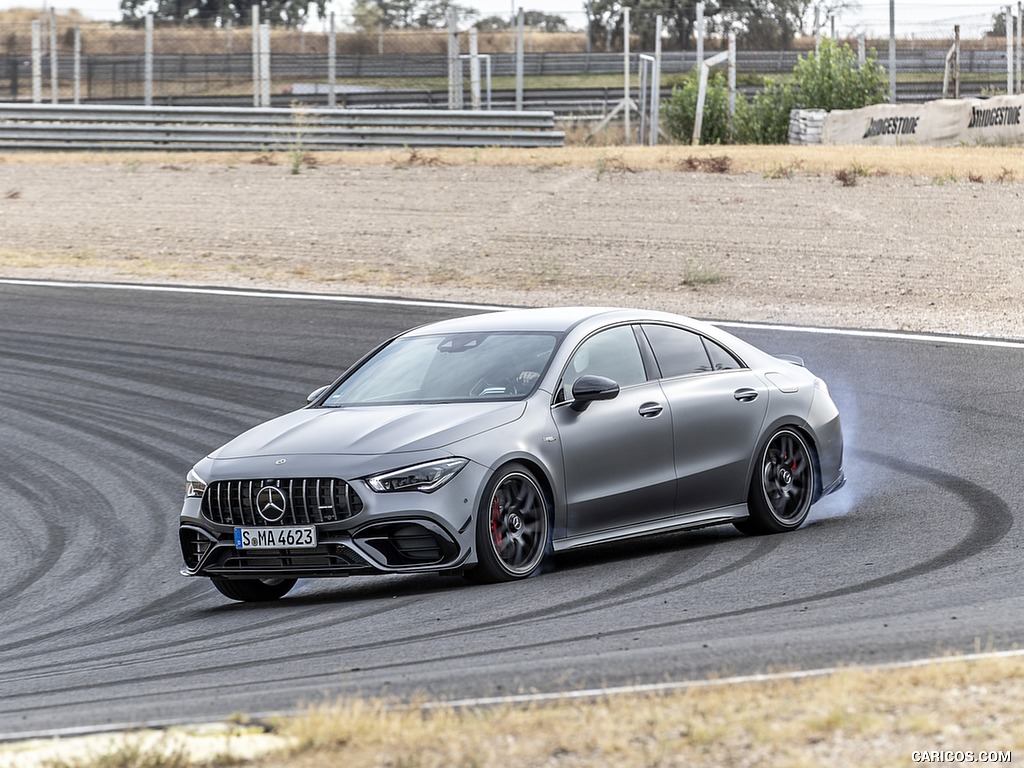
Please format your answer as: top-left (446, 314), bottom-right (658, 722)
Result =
top-left (638, 402), bottom-right (664, 418)
top-left (734, 388), bottom-right (759, 403)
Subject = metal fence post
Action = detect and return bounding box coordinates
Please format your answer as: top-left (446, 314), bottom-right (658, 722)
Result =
top-left (728, 31), bottom-right (736, 133)
top-left (259, 22), bottom-right (271, 107)
top-left (888, 0), bottom-right (896, 103)
top-left (695, 2), bottom-right (704, 73)
top-left (814, 4), bottom-right (821, 55)
top-left (469, 27), bottom-right (481, 110)
top-left (327, 12), bottom-right (336, 108)
top-left (251, 5), bottom-right (260, 107)
top-left (49, 8), bottom-right (58, 104)
top-left (73, 26), bottom-right (81, 104)
top-left (1018, 2), bottom-right (1023, 94)
top-left (145, 14), bottom-right (153, 106)
top-left (447, 9), bottom-right (462, 110)
top-left (638, 55), bottom-right (650, 143)
top-left (31, 20), bottom-right (41, 104)
top-left (650, 15), bottom-right (661, 146)
top-left (516, 7), bottom-right (524, 111)
top-left (1007, 6), bottom-right (1014, 94)
top-left (955, 25), bottom-right (960, 98)
top-left (623, 7), bottom-right (630, 145)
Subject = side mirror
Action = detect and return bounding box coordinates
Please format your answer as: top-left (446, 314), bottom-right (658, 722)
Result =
top-left (570, 375), bottom-right (620, 412)
top-left (307, 385), bottom-right (330, 404)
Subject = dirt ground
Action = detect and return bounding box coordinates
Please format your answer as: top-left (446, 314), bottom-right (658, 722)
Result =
top-left (2, 146), bottom-right (1022, 339)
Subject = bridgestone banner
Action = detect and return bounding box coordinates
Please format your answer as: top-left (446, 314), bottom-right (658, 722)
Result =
top-left (822, 95), bottom-right (1024, 146)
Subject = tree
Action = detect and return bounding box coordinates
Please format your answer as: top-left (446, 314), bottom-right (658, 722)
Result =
top-left (119, 0), bottom-right (325, 27)
top-left (477, 11), bottom-right (568, 32)
top-left (350, 0), bottom-right (476, 30)
top-left (585, 0), bottom-right (810, 52)
top-left (988, 10), bottom-right (1010, 38)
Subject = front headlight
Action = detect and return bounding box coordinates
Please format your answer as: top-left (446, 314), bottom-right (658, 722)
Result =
top-left (185, 468), bottom-right (208, 499)
top-left (367, 458), bottom-right (468, 493)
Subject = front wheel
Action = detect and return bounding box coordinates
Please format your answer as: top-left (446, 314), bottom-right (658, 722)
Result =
top-left (471, 463), bottom-right (551, 583)
top-left (735, 428), bottom-right (814, 535)
top-left (211, 576), bottom-right (296, 602)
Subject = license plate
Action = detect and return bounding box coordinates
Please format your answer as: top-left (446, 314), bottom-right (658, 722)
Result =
top-left (234, 526), bottom-right (317, 550)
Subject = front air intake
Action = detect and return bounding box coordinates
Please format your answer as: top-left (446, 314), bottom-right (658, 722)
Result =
top-left (179, 526), bottom-right (213, 570)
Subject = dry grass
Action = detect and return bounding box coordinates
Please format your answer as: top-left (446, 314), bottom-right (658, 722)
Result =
top-left (8, 655), bottom-right (1023, 768)
top-left (0, 11), bottom-right (589, 56)
top-left (3, 145), bottom-right (1024, 181)
top-left (265, 657), bottom-right (1024, 768)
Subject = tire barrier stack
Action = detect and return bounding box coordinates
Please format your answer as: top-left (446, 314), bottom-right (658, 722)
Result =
top-left (787, 108), bottom-right (827, 145)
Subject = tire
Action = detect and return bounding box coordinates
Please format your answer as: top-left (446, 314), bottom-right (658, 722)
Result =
top-left (735, 428), bottom-right (814, 535)
top-left (471, 463), bottom-right (551, 583)
top-left (211, 576), bottom-right (297, 602)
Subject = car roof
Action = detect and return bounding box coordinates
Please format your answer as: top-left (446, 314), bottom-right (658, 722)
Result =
top-left (402, 307), bottom-right (707, 337)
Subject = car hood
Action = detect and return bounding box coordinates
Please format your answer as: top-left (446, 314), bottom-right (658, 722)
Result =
top-left (209, 401), bottom-right (527, 459)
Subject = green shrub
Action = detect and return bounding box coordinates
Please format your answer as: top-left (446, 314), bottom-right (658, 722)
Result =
top-left (661, 37), bottom-right (888, 146)
top-left (662, 71), bottom-right (734, 145)
top-left (792, 37), bottom-right (888, 112)
top-left (735, 80), bottom-right (796, 145)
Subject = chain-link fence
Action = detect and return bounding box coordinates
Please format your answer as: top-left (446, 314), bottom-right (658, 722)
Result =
top-left (0, 6), bottom-right (1021, 107)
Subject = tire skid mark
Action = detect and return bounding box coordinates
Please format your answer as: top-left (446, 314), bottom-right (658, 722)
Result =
top-left (0, 593), bottom-right (424, 697)
top-left (0, 329), bottom-right (341, 403)
top-left (0, 401), bottom-right (190, 639)
top-left (0, 444), bottom-right (125, 632)
top-left (0, 530), bottom-right (752, 685)
top-left (0, 537), bottom-right (776, 689)
top-left (0, 385), bottom-right (432, 660)
top-left (0, 446), bottom-right (70, 605)
top-left (278, 447), bottom-right (1011, 680)
top-left (0, 344), bottom-right (404, 665)
top-left (0, 350), bottom-right (286, 429)
top-left (10, 446), bottom-right (1000, 706)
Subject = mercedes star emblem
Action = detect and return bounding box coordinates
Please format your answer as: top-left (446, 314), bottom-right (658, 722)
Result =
top-left (255, 485), bottom-right (287, 523)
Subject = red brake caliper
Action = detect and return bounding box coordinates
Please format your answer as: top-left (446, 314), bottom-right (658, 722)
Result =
top-left (490, 496), bottom-right (503, 548)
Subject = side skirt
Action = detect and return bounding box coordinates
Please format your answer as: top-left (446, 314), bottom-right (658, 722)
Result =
top-left (551, 504), bottom-right (750, 553)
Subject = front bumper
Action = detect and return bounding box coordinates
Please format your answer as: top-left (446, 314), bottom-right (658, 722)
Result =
top-left (179, 460), bottom-right (488, 580)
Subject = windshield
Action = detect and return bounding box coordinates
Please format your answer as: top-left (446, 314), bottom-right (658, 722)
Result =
top-left (321, 332), bottom-right (560, 406)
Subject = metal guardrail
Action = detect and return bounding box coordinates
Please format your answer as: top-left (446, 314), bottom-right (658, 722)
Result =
top-left (0, 103), bottom-right (565, 150)
top-left (137, 82), bottom-right (998, 115)
top-left (5, 49), bottom-right (1016, 86)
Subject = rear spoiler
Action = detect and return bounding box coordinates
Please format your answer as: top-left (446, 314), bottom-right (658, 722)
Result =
top-left (774, 354), bottom-right (805, 367)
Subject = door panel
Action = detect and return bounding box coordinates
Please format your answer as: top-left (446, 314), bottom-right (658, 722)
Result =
top-left (659, 371), bottom-right (769, 513)
top-left (553, 380), bottom-right (676, 537)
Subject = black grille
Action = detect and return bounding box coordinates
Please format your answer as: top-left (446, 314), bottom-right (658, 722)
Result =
top-left (201, 478), bottom-right (364, 526)
top-left (206, 544), bottom-right (374, 574)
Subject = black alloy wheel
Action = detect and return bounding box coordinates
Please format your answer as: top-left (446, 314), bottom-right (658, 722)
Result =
top-left (472, 463), bottom-right (551, 582)
top-left (735, 428), bottom-right (814, 535)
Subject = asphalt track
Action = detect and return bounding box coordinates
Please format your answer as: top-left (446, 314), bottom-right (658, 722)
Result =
top-left (1, 281), bottom-right (1022, 738)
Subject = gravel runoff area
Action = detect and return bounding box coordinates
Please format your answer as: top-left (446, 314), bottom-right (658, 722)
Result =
top-left (1, 147), bottom-right (1023, 340)
top-left (2, 147), bottom-right (1024, 765)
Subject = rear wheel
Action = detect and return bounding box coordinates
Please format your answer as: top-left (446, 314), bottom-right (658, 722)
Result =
top-left (211, 577), bottom-right (296, 602)
top-left (471, 463), bottom-right (550, 583)
top-left (735, 428), bottom-right (814, 535)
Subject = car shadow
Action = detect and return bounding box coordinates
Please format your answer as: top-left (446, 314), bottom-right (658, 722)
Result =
top-left (197, 523), bottom-right (777, 611)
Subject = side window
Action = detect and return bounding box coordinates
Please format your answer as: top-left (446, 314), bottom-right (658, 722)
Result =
top-left (558, 325), bottom-right (647, 401)
top-left (703, 338), bottom-right (743, 371)
top-left (643, 324), bottom-right (713, 378)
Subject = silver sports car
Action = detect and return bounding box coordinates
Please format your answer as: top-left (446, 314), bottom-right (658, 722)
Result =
top-left (179, 307), bottom-right (844, 602)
